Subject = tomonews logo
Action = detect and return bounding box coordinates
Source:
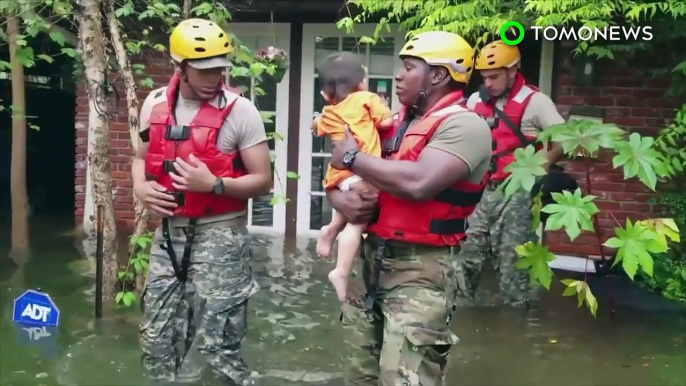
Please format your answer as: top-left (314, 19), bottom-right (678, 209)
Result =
top-left (500, 21), bottom-right (654, 45)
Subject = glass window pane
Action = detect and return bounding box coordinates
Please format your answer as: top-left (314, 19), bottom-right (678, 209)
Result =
top-left (255, 77), bottom-right (277, 111)
top-left (315, 37), bottom-right (340, 72)
top-left (312, 134), bottom-right (332, 154)
top-left (341, 37), bottom-right (366, 64)
top-left (310, 195), bottom-right (333, 230)
top-left (264, 117), bottom-right (276, 151)
top-left (367, 78), bottom-right (393, 109)
top-left (310, 156), bottom-right (330, 193)
top-left (369, 38), bottom-right (395, 76)
top-left (251, 194), bottom-right (274, 227)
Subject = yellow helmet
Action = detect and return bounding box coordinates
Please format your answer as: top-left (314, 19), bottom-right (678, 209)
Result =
top-left (399, 31), bottom-right (475, 84)
top-left (475, 41), bottom-right (520, 70)
top-left (170, 18), bottom-right (233, 68)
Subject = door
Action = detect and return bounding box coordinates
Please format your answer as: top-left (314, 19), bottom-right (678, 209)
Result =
top-left (297, 24), bottom-right (405, 235)
top-left (229, 23), bottom-right (290, 233)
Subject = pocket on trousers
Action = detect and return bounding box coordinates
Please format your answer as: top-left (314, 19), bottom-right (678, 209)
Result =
top-left (399, 325), bottom-right (459, 385)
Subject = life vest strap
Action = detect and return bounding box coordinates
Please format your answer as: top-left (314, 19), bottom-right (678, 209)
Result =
top-left (160, 217), bottom-right (197, 283)
top-left (429, 218), bottom-right (469, 235)
top-left (434, 189), bottom-right (484, 206)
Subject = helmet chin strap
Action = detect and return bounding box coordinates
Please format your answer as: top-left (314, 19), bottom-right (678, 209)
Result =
top-left (411, 63), bottom-right (434, 112)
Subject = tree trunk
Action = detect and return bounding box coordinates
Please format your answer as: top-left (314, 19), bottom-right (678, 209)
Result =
top-left (183, 0), bottom-right (193, 19)
top-left (107, 0), bottom-right (150, 293)
top-left (76, 0), bottom-right (118, 301)
top-left (7, 14), bottom-right (30, 257)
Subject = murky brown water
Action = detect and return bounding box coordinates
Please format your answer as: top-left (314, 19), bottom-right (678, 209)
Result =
top-left (1, 216), bottom-right (685, 385)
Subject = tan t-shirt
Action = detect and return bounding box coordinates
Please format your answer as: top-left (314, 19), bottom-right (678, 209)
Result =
top-left (139, 87), bottom-right (267, 226)
top-left (466, 90), bottom-right (565, 137)
top-left (417, 105), bottom-right (493, 184)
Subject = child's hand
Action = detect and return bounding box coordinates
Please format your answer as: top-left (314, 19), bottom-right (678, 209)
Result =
top-left (311, 113), bottom-right (322, 136)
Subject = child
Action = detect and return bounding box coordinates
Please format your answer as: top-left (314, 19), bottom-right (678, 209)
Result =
top-left (312, 52), bottom-right (394, 302)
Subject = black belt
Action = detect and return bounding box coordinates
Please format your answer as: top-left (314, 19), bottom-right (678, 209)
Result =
top-left (160, 217), bottom-right (198, 283)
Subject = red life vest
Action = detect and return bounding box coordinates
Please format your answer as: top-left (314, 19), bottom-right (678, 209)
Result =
top-left (144, 71), bottom-right (248, 218)
top-left (367, 91), bottom-right (487, 247)
top-left (472, 73), bottom-right (541, 182)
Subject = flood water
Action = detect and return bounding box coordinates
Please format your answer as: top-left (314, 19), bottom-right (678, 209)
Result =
top-left (1, 215), bottom-right (685, 386)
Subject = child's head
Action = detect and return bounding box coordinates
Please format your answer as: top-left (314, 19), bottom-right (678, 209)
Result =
top-left (318, 52), bottom-right (367, 103)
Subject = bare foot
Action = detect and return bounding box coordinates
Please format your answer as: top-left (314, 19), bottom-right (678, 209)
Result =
top-left (328, 269), bottom-right (348, 302)
top-left (317, 224), bottom-right (337, 259)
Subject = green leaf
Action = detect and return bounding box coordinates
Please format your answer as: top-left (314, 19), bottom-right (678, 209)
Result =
top-left (0, 60), bottom-right (9, 71)
top-left (49, 31), bottom-right (66, 47)
top-left (115, 292), bottom-right (124, 304)
top-left (359, 36), bottom-right (376, 44)
top-left (231, 66), bottom-right (250, 78)
top-left (37, 54), bottom-right (54, 63)
top-left (538, 120), bottom-right (625, 158)
top-left (514, 241), bottom-right (556, 290)
top-left (140, 77), bottom-right (155, 88)
top-left (603, 219), bottom-right (664, 280)
top-left (270, 195), bottom-right (288, 205)
top-left (15, 47), bottom-right (35, 67)
top-left (500, 145), bottom-right (548, 197)
top-left (61, 48), bottom-right (78, 58)
top-left (286, 171), bottom-right (300, 179)
top-left (541, 189), bottom-right (598, 241)
top-left (612, 133), bottom-right (666, 191)
top-left (118, 272), bottom-right (127, 280)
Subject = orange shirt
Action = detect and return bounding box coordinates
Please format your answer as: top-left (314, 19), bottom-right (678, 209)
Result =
top-left (317, 91), bottom-right (392, 189)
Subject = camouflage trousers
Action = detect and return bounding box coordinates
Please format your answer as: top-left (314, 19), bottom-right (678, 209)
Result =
top-left (341, 235), bottom-right (459, 386)
top-left (456, 186), bottom-right (536, 307)
top-left (140, 219), bottom-right (260, 385)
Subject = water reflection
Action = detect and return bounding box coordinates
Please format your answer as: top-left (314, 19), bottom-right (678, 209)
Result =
top-left (0, 218), bottom-right (685, 385)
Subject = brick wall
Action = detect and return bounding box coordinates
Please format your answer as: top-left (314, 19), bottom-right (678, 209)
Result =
top-left (74, 54), bottom-right (174, 230)
top-left (547, 49), bottom-right (684, 258)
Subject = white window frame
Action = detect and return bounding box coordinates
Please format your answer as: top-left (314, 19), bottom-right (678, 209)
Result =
top-left (228, 23), bottom-right (291, 234)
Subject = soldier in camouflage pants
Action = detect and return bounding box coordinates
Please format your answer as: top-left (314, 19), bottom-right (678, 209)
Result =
top-left (140, 221), bottom-right (259, 385)
top-left (341, 237), bottom-right (460, 385)
top-left (456, 187), bottom-right (535, 307)
top-left (456, 42), bottom-right (566, 307)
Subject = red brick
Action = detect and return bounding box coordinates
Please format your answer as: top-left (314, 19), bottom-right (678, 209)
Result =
top-left (605, 107), bottom-right (631, 117)
top-left (646, 78), bottom-right (670, 88)
top-left (557, 96), bottom-right (584, 105)
top-left (616, 97), bottom-right (646, 107)
top-left (583, 97), bottom-right (615, 107)
top-left (630, 107), bottom-right (661, 117)
top-left (595, 200), bottom-right (621, 211)
top-left (647, 99), bottom-right (675, 109)
top-left (610, 116), bottom-right (645, 127)
top-left (632, 89), bottom-right (665, 99)
top-left (573, 87), bottom-right (601, 97)
top-left (621, 202), bottom-right (652, 212)
top-left (616, 79), bottom-right (645, 88)
top-left (602, 88), bottom-right (633, 97)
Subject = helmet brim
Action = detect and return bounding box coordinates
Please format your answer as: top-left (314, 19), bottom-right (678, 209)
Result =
top-left (187, 56), bottom-right (232, 69)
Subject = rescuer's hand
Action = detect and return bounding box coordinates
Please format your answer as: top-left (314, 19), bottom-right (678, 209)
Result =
top-left (170, 154), bottom-right (216, 193)
top-left (330, 126), bottom-right (359, 170)
top-left (134, 180), bottom-right (177, 217)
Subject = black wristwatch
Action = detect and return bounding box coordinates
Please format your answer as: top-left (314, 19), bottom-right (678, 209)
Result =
top-left (211, 177), bottom-right (225, 195)
top-left (342, 149), bottom-right (360, 170)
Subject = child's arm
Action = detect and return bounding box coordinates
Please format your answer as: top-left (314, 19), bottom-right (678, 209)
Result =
top-left (377, 114), bottom-right (395, 131)
top-left (311, 114), bottom-right (321, 136)
top-left (368, 93), bottom-right (395, 131)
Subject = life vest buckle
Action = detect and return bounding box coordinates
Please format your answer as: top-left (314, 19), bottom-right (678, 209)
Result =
top-left (163, 159), bottom-right (177, 174)
top-left (165, 124), bottom-right (191, 141)
top-left (171, 191), bottom-right (186, 206)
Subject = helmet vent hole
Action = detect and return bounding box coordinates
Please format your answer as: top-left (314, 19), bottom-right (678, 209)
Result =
top-left (456, 59), bottom-right (464, 64)
top-left (487, 61), bottom-right (496, 66)
top-left (405, 45), bottom-right (414, 50)
top-left (224, 42), bottom-right (229, 48)
top-left (195, 47), bottom-right (207, 53)
top-left (466, 66), bottom-right (472, 72)
top-left (219, 33), bottom-right (224, 38)
top-left (195, 37), bottom-right (206, 41)
top-left (411, 37), bottom-right (419, 41)
top-left (192, 25), bottom-right (200, 28)
top-left (487, 54), bottom-right (495, 58)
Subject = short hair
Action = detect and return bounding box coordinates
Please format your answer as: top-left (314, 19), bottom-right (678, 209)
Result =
top-left (318, 52), bottom-right (366, 101)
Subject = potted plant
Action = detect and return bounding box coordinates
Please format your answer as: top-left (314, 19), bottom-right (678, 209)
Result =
top-left (255, 46), bottom-right (289, 84)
